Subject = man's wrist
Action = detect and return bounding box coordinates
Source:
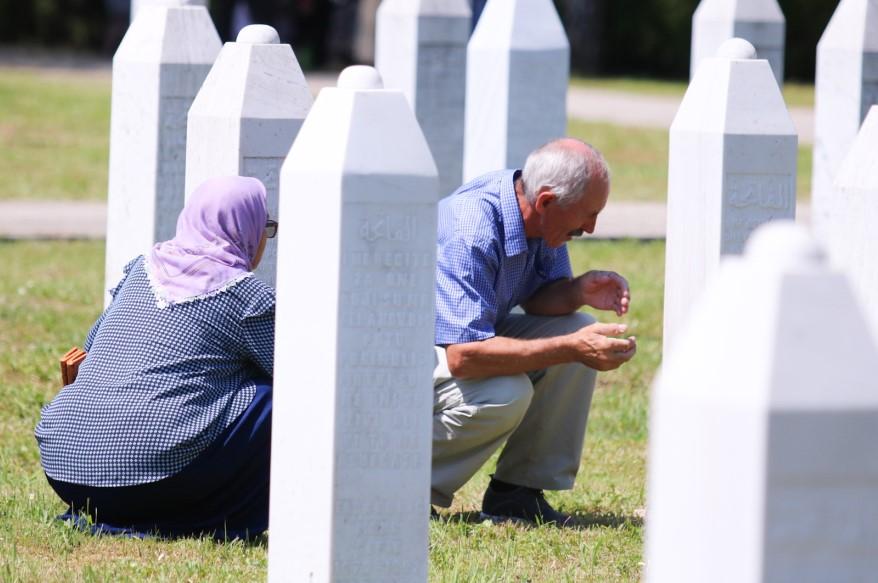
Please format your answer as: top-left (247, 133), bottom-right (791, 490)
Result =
top-left (572, 274), bottom-right (590, 310)
top-left (550, 333), bottom-right (578, 365)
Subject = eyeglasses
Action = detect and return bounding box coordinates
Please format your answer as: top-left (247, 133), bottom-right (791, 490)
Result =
top-left (265, 219), bottom-right (278, 239)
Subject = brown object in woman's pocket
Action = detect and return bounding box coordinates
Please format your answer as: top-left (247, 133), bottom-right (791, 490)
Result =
top-left (60, 347), bottom-right (87, 386)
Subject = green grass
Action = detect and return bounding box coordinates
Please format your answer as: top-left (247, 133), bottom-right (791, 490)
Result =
top-left (0, 238), bottom-right (663, 581)
top-left (572, 75), bottom-right (815, 108)
top-left (782, 81), bottom-right (815, 109)
top-left (568, 120), bottom-right (670, 203)
top-left (570, 76), bottom-right (687, 100)
top-left (0, 68), bottom-right (110, 201)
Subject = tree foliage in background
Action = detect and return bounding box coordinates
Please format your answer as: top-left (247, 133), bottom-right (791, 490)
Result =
top-left (0, 0), bottom-right (107, 51)
top-left (600, 0), bottom-right (839, 80)
top-left (780, 0), bottom-right (838, 80)
top-left (0, 0), bottom-right (845, 81)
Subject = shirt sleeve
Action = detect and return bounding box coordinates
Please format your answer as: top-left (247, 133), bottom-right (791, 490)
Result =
top-left (240, 287), bottom-right (276, 378)
top-left (434, 234), bottom-right (500, 345)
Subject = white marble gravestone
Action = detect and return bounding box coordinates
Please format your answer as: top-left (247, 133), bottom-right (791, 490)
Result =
top-left (663, 38), bottom-right (797, 355)
top-left (463, 0), bottom-right (569, 181)
top-left (375, 0), bottom-right (471, 198)
top-left (811, 0), bottom-right (878, 242)
top-left (690, 0), bottom-right (785, 83)
top-left (825, 106), bottom-right (878, 339)
top-left (185, 24), bottom-right (313, 287)
top-left (104, 1), bottom-right (221, 304)
top-left (268, 66), bottom-right (438, 583)
top-left (646, 221), bottom-right (878, 583)
top-left (131, 0), bottom-right (207, 23)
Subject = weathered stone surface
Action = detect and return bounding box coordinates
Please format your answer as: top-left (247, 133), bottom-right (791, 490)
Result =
top-left (690, 0), bottom-right (785, 83)
top-left (825, 105), bottom-right (878, 339)
top-left (663, 38), bottom-right (797, 355)
top-left (811, 0), bottom-right (878, 241)
top-left (104, 3), bottom-right (220, 303)
top-left (376, 0), bottom-right (470, 197)
top-left (185, 24), bottom-right (312, 287)
top-left (463, 0), bottom-right (569, 180)
top-left (268, 66), bottom-right (438, 583)
top-left (647, 221), bottom-right (878, 583)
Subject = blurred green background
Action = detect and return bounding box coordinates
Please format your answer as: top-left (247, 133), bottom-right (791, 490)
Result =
top-left (0, 0), bottom-right (839, 79)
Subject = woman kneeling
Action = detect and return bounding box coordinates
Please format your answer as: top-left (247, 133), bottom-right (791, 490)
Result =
top-left (35, 176), bottom-right (277, 540)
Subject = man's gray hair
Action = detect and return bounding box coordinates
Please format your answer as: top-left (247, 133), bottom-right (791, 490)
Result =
top-left (521, 139), bottom-right (610, 206)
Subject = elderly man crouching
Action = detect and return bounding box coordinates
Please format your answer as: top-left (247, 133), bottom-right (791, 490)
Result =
top-left (432, 137), bottom-right (637, 524)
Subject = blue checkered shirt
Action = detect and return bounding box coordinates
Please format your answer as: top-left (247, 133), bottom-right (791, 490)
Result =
top-left (435, 170), bottom-right (573, 345)
top-left (35, 256), bottom-right (275, 487)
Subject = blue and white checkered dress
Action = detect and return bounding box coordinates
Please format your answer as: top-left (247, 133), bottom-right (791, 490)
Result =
top-left (434, 170), bottom-right (573, 345)
top-left (35, 256), bottom-right (275, 487)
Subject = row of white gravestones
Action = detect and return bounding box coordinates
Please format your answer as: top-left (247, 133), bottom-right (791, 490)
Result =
top-left (185, 24), bottom-right (313, 287)
top-left (108, 11), bottom-right (439, 575)
top-left (646, 221), bottom-right (878, 582)
top-left (107, 0), bottom-right (571, 297)
top-left (104, 10), bottom-right (439, 577)
top-left (463, 0), bottom-right (569, 182)
top-left (104, 1), bottom-right (221, 305)
top-left (269, 66), bottom-right (438, 583)
top-left (811, 0), bottom-right (878, 242)
top-left (690, 0), bottom-right (785, 83)
top-left (824, 106), bottom-right (878, 338)
top-left (375, 0), bottom-right (471, 199)
top-left (662, 38), bottom-right (796, 355)
top-left (377, 0), bottom-right (570, 194)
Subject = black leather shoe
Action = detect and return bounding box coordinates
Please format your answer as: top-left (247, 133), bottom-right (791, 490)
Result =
top-left (480, 477), bottom-right (571, 525)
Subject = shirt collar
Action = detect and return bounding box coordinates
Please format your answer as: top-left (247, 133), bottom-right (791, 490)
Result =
top-left (500, 170), bottom-right (527, 257)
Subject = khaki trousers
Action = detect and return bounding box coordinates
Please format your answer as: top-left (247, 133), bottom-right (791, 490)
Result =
top-left (431, 312), bottom-right (598, 507)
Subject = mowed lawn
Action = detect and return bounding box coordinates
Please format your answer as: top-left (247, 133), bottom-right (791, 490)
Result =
top-left (0, 67), bottom-right (814, 204)
top-left (0, 69), bottom-right (110, 201)
top-left (0, 237), bottom-right (662, 582)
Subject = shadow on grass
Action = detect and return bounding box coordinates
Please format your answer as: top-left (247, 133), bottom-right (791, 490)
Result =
top-left (436, 510), bottom-right (643, 530)
top-left (58, 512), bottom-right (269, 548)
top-left (566, 510), bottom-right (643, 529)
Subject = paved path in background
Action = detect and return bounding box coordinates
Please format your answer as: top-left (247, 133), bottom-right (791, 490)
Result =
top-left (0, 201), bottom-right (108, 240)
top-left (0, 199), bottom-right (811, 241)
top-left (0, 58), bottom-right (815, 240)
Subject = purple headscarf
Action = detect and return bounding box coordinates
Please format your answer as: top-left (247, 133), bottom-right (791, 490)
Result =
top-left (147, 176), bottom-right (267, 306)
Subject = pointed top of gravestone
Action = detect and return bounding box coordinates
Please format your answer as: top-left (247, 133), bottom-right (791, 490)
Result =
top-left (717, 37), bottom-right (758, 59)
top-left (835, 106), bottom-right (878, 191)
top-left (672, 42), bottom-right (794, 135)
top-left (187, 29), bottom-right (310, 128)
top-left (115, 0), bottom-right (220, 66)
top-left (745, 220), bottom-right (825, 269)
top-left (236, 24), bottom-right (280, 44)
top-left (818, 0), bottom-right (878, 54)
top-left (282, 67), bottom-right (437, 197)
top-left (337, 66), bottom-right (384, 91)
top-left (470, 0), bottom-right (568, 51)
